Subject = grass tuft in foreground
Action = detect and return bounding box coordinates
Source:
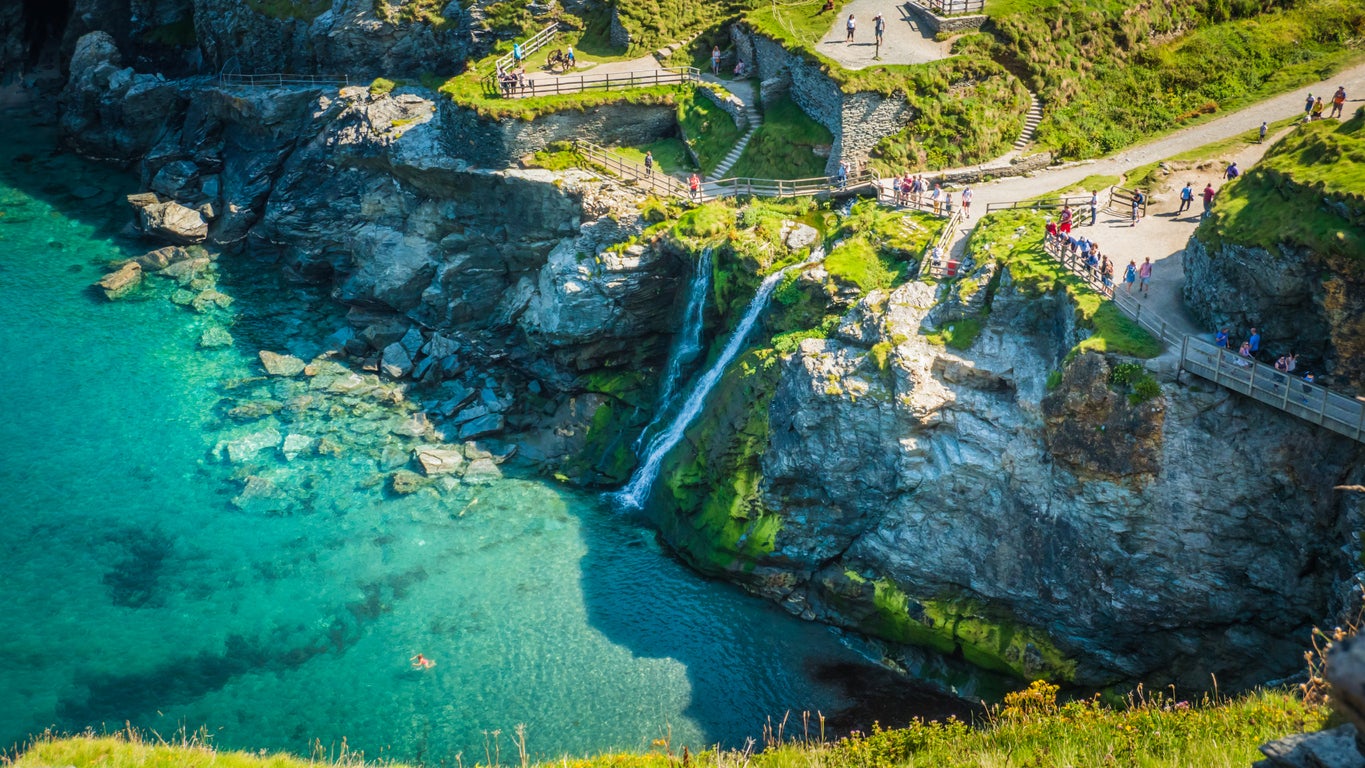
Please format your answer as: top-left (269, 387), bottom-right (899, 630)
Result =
top-left (10, 684), bottom-right (1327, 768)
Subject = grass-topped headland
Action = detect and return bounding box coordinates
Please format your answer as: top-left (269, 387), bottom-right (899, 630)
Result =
top-left (952, 210), bottom-right (1161, 358)
top-left (12, 683), bottom-right (1327, 768)
top-left (1199, 110), bottom-right (1365, 260)
top-left (973, 0), bottom-right (1365, 159)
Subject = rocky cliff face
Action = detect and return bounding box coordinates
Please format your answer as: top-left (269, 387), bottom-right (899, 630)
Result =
top-left (1185, 235), bottom-right (1365, 388)
top-left (655, 267), bottom-right (1365, 690)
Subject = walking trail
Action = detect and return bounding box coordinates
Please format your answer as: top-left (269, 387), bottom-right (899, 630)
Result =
top-left (919, 58), bottom-right (1365, 344)
top-left (818, 0), bottom-right (953, 69)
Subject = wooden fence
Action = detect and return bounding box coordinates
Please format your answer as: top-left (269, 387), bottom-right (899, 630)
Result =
top-left (219, 72), bottom-right (351, 87)
top-left (495, 67), bottom-right (700, 98)
top-left (494, 22), bottom-right (562, 77)
top-left (1109, 185), bottom-right (1150, 218)
top-left (924, 0), bottom-right (985, 15)
top-left (574, 140), bottom-right (691, 198)
top-left (919, 207), bottom-right (967, 279)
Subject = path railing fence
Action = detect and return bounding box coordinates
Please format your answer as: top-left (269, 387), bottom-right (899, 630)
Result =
top-left (984, 194), bottom-right (1095, 214)
top-left (1038, 234), bottom-right (1363, 442)
top-left (919, 207), bottom-right (967, 279)
top-left (495, 67), bottom-right (700, 98)
top-left (1109, 185), bottom-right (1149, 218)
top-left (920, 0), bottom-right (985, 15)
top-left (219, 72), bottom-right (351, 87)
top-left (574, 140), bottom-right (691, 199)
top-left (494, 21), bottom-right (562, 77)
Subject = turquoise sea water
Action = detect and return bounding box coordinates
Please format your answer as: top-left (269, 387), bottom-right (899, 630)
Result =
top-left (0, 103), bottom-right (948, 763)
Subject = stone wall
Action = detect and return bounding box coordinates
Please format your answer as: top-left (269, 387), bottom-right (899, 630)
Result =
top-left (609, 8), bottom-right (630, 49)
top-left (443, 102), bottom-right (679, 166)
top-left (738, 24), bottom-right (915, 176)
top-left (904, 2), bottom-right (987, 34)
top-left (697, 82), bottom-right (749, 131)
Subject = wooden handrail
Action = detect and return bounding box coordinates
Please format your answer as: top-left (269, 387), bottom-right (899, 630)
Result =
top-left (494, 21), bottom-right (563, 77)
top-left (498, 67), bottom-right (700, 98)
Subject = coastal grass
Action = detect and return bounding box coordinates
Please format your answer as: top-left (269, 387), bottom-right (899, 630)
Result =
top-left (984, 0), bottom-right (1365, 160)
top-left (615, 138), bottom-right (698, 175)
top-left (437, 67), bottom-right (686, 120)
top-left (11, 686), bottom-right (1326, 768)
top-left (678, 88), bottom-right (743, 174)
top-left (726, 96), bottom-right (832, 180)
top-left (1199, 112), bottom-right (1365, 259)
top-left (825, 202), bottom-right (941, 294)
top-left (967, 210), bottom-right (1162, 358)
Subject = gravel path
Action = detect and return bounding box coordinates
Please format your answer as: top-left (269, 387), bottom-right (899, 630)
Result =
top-left (915, 59), bottom-right (1365, 341)
top-left (819, 0), bottom-right (953, 69)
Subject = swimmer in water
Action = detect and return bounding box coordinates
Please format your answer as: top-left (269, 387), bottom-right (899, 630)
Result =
top-left (411, 653), bottom-right (435, 670)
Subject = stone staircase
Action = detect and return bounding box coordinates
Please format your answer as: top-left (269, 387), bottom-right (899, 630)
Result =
top-left (1011, 93), bottom-right (1043, 153)
top-left (710, 94), bottom-right (763, 179)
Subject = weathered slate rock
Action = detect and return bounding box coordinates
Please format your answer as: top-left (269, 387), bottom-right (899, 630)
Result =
top-left (259, 350), bottom-right (307, 377)
top-left (381, 342), bottom-right (412, 378)
top-left (415, 445), bottom-right (465, 476)
top-left (458, 413), bottom-right (505, 440)
top-left (95, 261), bottom-right (141, 299)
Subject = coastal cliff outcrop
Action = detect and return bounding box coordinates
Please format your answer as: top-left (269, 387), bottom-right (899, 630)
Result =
top-left (653, 215), bottom-right (1365, 691)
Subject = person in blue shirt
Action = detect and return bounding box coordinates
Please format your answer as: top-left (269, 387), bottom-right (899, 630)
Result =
top-left (1248, 327), bottom-right (1261, 355)
top-left (1225, 162), bottom-right (1239, 180)
top-left (1215, 328), bottom-right (1229, 348)
top-left (1177, 182), bottom-right (1193, 214)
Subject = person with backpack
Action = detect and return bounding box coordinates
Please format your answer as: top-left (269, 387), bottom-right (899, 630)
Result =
top-left (1177, 182), bottom-right (1193, 214)
top-left (1224, 162), bottom-right (1239, 180)
top-left (1130, 189), bottom-right (1144, 226)
top-left (643, 150), bottom-right (654, 177)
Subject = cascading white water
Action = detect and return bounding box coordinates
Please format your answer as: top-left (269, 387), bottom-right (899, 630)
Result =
top-left (616, 250), bottom-right (823, 510)
top-left (634, 247), bottom-right (713, 452)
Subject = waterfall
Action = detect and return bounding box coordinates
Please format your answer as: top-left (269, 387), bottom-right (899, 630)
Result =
top-left (616, 250), bottom-right (823, 510)
top-left (635, 247), bottom-right (713, 452)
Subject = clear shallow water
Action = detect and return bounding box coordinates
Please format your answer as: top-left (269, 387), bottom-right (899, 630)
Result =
top-left (0, 104), bottom-right (908, 763)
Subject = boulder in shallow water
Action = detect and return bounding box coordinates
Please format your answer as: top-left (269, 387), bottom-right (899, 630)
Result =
top-left (218, 427), bottom-right (283, 463)
top-left (159, 256), bottom-right (211, 285)
top-left (199, 326), bottom-right (234, 349)
top-left (259, 350), bottom-right (307, 377)
top-left (95, 261), bottom-right (141, 299)
top-left (415, 445), bottom-right (465, 476)
top-left (171, 289), bottom-right (197, 306)
top-left (381, 342), bottom-right (413, 378)
top-left (458, 413), bottom-right (505, 440)
top-left (782, 220), bottom-right (819, 251)
top-left (281, 434), bottom-right (315, 461)
top-left (192, 289), bottom-right (233, 313)
top-left (228, 399), bottom-right (284, 420)
top-left (135, 199), bottom-right (209, 244)
top-left (463, 457), bottom-right (503, 484)
top-left (390, 470), bottom-right (427, 494)
top-left (232, 475), bottom-right (287, 513)
top-left (134, 246), bottom-right (191, 271)
top-left (391, 413), bottom-right (433, 438)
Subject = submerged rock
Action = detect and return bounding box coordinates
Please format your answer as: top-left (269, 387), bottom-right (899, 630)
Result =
top-left (259, 350), bottom-right (307, 377)
top-left (198, 326), bottom-right (234, 349)
top-left (134, 246), bottom-right (192, 271)
top-left (463, 457), bottom-right (503, 484)
top-left (217, 427), bottom-right (283, 463)
top-left (95, 261), bottom-right (141, 300)
top-left (134, 198), bottom-right (209, 244)
top-left (415, 445), bottom-right (465, 476)
top-left (390, 469), bottom-right (426, 494)
top-left (281, 434), bottom-right (315, 461)
top-left (458, 413), bottom-right (505, 440)
top-left (192, 289), bottom-right (233, 313)
top-left (381, 342), bottom-right (413, 378)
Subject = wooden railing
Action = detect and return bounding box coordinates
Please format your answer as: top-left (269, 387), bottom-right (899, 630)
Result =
top-left (923, 0), bottom-right (985, 15)
top-left (919, 207), bottom-right (967, 279)
top-left (219, 72), bottom-right (351, 87)
top-left (705, 170), bottom-right (879, 200)
top-left (494, 21), bottom-right (562, 77)
top-left (1180, 337), bottom-right (1365, 442)
top-left (1038, 235), bottom-right (1363, 442)
top-left (574, 140), bottom-right (692, 199)
top-left (1109, 185), bottom-right (1149, 218)
top-left (496, 67), bottom-right (700, 98)
top-left (983, 194), bottom-right (1095, 214)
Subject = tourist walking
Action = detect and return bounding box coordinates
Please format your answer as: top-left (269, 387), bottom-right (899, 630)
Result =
top-left (1059, 204), bottom-right (1073, 234)
top-left (1224, 161), bottom-right (1239, 180)
top-left (1215, 328), bottom-right (1229, 348)
top-left (837, 160), bottom-right (848, 189)
top-left (1130, 189), bottom-right (1143, 226)
top-left (1137, 257), bottom-right (1152, 296)
top-left (688, 172), bottom-right (700, 200)
top-left (874, 13), bottom-right (885, 45)
top-left (567, 46), bottom-right (575, 67)
top-left (1177, 182), bottom-right (1193, 214)
top-left (931, 183), bottom-right (942, 214)
top-left (1259, 121), bottom-right (1268, 143)
top-left (962, 187), bottom-right (973, 219)
top-left (644, 150), bottom-right (654, 177)
top-left (1248, 327), bottom-right (1261, 357)
top-left (846, 14), bottom-right (856, 42)
top-left (711, 46), bottom-right (721, 74)
top-left (1089, 191), bottom-right (1098, 225)
top-left (1304, 93), bottom-right (1315, 120)
top-left (944, 189), bottom-right (953, 214)
top-left (1331, 86), bottom-right (1347, 119)
top-left (1202, 183), bottom-right (1216, 218)
top-left (1124, 260), bottom-right (1137, 293)
top-left (513, 42), bottom-right (523, 66)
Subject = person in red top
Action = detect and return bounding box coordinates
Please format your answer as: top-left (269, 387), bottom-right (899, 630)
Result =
top-left (1202, 183), bottom-right (1216, 219)
top-left (1331, 86), bottom-right (1347, 119)
top-left (688, 173), bottom-right (700, 201)
top-left (1045, 218), bottom-right (1059, 244)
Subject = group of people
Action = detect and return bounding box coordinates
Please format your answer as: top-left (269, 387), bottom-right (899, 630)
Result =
top-left (842, 13), bottom-right (886, 44)
top-left (497, 68), bottom-right (528, 96)
top-left (1175, 180), bottom-right (1221, 219)
top-left (1304, 86), bottom-right (1349, 121)
top-left (888, 174), bottom-right (973, 217)
top-left (1043, 220), bottom-right (1156, 298)
top-left (1213, 327), bottom-right (1318, 395)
